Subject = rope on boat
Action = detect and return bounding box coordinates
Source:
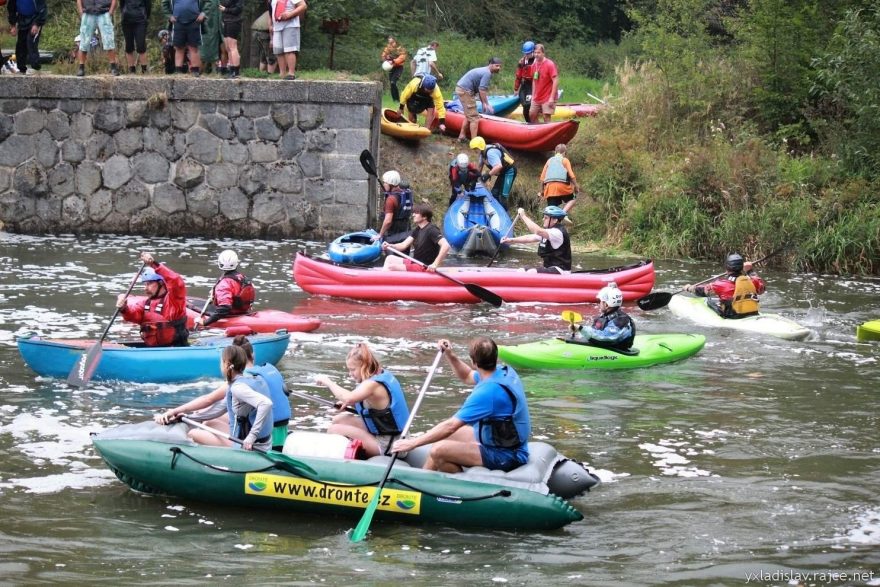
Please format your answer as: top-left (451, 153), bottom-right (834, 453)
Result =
top-left (170, 447), bottom-right (277, 474)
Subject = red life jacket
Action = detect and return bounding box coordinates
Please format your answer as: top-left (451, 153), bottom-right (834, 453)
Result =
top-left (215, 271), bottom-right (255, 314)
top-left (140, 297), bottom-right (189, 347)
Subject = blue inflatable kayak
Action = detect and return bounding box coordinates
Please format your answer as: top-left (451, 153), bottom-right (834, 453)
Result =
top-left (443, 185), bottom-right (513, 257)
top-left (327, 229), bottom-right (383, 265)
top-left (445, 94), bottom-right (521, 117)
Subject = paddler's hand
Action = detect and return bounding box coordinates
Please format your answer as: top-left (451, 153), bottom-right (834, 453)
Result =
top-left (243, 439), bottom-right (254, 451)
top-left (392, 437), bottom-right (416, 453)
top-left (684, 284), bottom-right (695, 293)
top-left (193, 317), bottom-right (205, 330)
top-left (154, 410), bottom-right (179, 425)
top-left (140, 252), bottom-right (156, 266)
top-left (116, 293), bottom-right (127, 309)
top-left (743, 261), bottom-right (753, 272)
top-left (437, 339), bottom-right (451, 353)
top-left (427, 262), bottom-right (438, 273)
top-left (517, 207), bottom-right (525, 218)
top-left (313, 374), bottom-right (333, 388)
top-left (372, 234), bottom-right (384, 243)
top-left (500, 236), bottom-right (511, 244)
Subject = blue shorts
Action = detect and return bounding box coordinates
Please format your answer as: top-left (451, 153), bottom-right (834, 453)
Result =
top-left (478, 444), bottom-right (525, 472)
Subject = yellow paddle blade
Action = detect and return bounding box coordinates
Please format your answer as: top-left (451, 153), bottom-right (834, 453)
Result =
top-left (561, 310), bottom-right (583, 325)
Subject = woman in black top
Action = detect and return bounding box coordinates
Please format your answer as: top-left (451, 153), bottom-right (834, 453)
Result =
top-left (120, 0), bottom-right (151, 73)
top-left (219, 0), bottom-right (243, 77)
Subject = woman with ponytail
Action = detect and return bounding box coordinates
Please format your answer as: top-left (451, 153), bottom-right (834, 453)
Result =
top-left (314, 343), bottom-right (410, 457)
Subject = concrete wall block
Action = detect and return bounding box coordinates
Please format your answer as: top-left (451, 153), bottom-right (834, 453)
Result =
top-left (150, 108), bottom-right (172, 129)
top-left (88, 189), bottom-right (113, 222)
top-left (307, 81), bottom-right (380, 105)
top-left (35, 194), bottom-right (63, 223)
top-left (220, 142), bottom-right (248, 165)
top-left (170, 102), bottom-right (200, 130)
top-left (76, 161), bottom-right (103, 195)
top-left (0, 167), bottom-right (10, 192)
top-left (49, 162), bottom-right (76, 197)
top-left (297, 151), bottom-right (322, 178)
top-left (186, 184), bottom-right (220, 219)
top-left (187, 127), bottom-right (221, 164)
top-left (153, 183), bottom-right (187, 214)
top-left (70, 112), bottom-right (93, 140)
top-left (103, 155), bottom-right (133, 190)
top-left (46, 110), bottom-right (71, 140)
top-left (322, 104), bottom-right (371, 129)
top-left (0, 135), bottom-right (35, 167)
top-left (279, 126), bottom-right (305, 159)
top-left (114, 179), bottom-right (150, 215)
top-left (99, 210), bottom-right (132, 233)
top-left (61, 194), bottom-right (87, 225)
top-left (144, 127), bottom-right (183, 161)
top-left (270, 103), bottom-right (297, 130)
top-left (173, 157), bottom-right (205, 189)
top-left (85, 132), bottom-right (114, 162)
top-left (201, 113), bottom-right (234, 140)
top-left (233, 117), bottom-right (255, 142)
top-left (242, 102), bottom-right (270, 118)
top-left (239, 164), bottom-right (267, 195)
top-left (0, 192), bottom-right (35, 222)
top-left (115, 127), bottom-right (144, 156)
top-left (35, 131), bottom-right (58, 168)
top-left (13, 161), bottom-right (48, 196)
top-left (318, 203), bottom-right (369, 234)
top-left (297, 104), bottom-right (323, 131)
top-left (255, 117), bottom-right (282, 141)
top-left (62, 140), bottom-right (86, 164)
top-left (267, 163), bottom-right (303, 194)
top-left (126, 101), bottom-right (150, 127)
top-left (217, 102), bottom-right (242, 118)
top-left (217, 187), bottom-right (249, 220)
top-left (132, 152), bottom-right (171, 184)
top-left (59, 99), bottom-right (84, 115)
top-left (322, 154), bottom-right (364, 181)
top-left (333, 179), bottom-right (369, 205)
top-left (94, 102), bottom-right (127, 133)
top-left (283, 195), bottom-right (317, 234)
top-left (306, 128), bottom-right (337, 153)
top-left (0, 113), bottom-right (13, 142)
top-left (302, 178), bottom-right (336, 204)
top-left (172, 79), bottom-right (242, 102)
top-left (336, 128), bottom-right (370, 155)
top-left (241, 83), bottom-right (308, 104)
top-left (206, 162), bottom-right (240, 189)
top-left (14, 109), bottom-right (46, 135)
top-left (248, 142), bottom-right (278, 163)
top-left (252, 191), bottom-right (286, 225)
top-left (1, 99), bottom-right (29, 114)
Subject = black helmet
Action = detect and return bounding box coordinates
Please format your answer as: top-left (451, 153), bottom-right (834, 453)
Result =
top-left (726, 253), bottom-right (744, 272)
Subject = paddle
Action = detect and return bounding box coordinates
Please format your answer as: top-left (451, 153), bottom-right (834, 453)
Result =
top-left (350, 348), bottom-right (444, 542)
top-left (385, 248), bottom-right (503, 307)
top-left (67, 262), bottom-right (147, 387)
top-left (485, 215), bottom-right (519, 268)
top-left (636, 245), bottom-right (790, 311)
top-left (179, 416), bottom-right (318, 476)
top-left (288, 389), bottom-right (357, 413)
top-left (562, 310), bottom-right (582, 339)
top-left (193, 273), bottom-right (225, 330)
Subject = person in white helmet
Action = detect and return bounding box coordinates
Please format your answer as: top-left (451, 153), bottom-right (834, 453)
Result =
top-left (373, 169), bottom-right (413, 244)
top-left (448, 153), bottom-right (479, 205)
top-left (570, 283), bottom-right (636, 350)
top-left (195, 250), bottom-right (256, 328)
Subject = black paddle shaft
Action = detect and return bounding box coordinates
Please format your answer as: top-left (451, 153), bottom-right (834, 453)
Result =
top-left (385, 248), bottom-right (503, 307)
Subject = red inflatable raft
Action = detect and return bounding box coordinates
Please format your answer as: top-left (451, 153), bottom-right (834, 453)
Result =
top-left (443, 111), bottom-right (579, 152)
top-left (292, 252), bottom-right (654, 305)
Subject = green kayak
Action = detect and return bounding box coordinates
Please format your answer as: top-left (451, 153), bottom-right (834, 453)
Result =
top-left (498, 334), bottom-right (706, 370)
top-left (857, 320), bottom-right (880, 342)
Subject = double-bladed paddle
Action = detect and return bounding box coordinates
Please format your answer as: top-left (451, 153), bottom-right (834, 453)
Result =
top-left (67, 262), bottom-right (147, 387)
top-left (636, 245), bottom-right (790, 311)
top-left (385, 248), bottom-right (503, 307)
top-left (562, 310), bottom-right (583, 339)
top-left (179, 416), bottom-right (317, 476)
top-left (350, 348), bottom-right (444, 542)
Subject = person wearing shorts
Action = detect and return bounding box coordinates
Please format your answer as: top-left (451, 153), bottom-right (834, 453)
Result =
top-left (270, 0), bottom-right (306, 80)
top-left (540, 143), bottom-right (580, 214)
top-left (528, 44), bottom-right (559, 123)
top-left (119, 0), bottom-right (150, 73)
top-left (382, 204), bottom-right (450, 273)
top-left (453, 57), bottom-right (502, 142)
top-left (250, 10), bottom-right (275, 73)
top-left (75, 0), bottom-right (121, 77)
top-left (392, 337), bottom-right (531, 474)
top-left (162, 0), bottom-right (205, 76)
top-left (219, 0), bottom-right (242, 77)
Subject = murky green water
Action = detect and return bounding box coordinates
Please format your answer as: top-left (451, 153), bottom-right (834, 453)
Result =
top-left (1, 233), bottom-right (878, 585)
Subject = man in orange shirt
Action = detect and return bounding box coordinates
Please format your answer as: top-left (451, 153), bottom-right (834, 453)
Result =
top-left (539, 144), bottom-right (580, 214)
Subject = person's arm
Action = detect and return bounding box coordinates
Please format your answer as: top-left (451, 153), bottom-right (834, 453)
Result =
top-left (34, 0), bottom-right (48, 25)
top-left (109, 0), bottom-right (117, 15)
top-left (383, 235), bottom-right (414, 254)
top-left (398, 78), bottom-right (416, 111)
top-left (501, 234), bottom-right (541, 245)
top-left (430, 60), bottom-right (442, 79)
top-left (564, 158), bottom-right (579, 193)
top-left (231, 381), bottom-right (273, 449)
top-left (201, 278), bottom-right (233, 326)
top-left (77, 0), bottom-right (85, 16)
top-left (392, 417), bottom-right (464, 453)
top-left (583, 319), bottom-right (632, 345)
top-left (518, 209), bottom-right (551, 239)
top-left (155, 386), bottom-right (227, 424)
top-left (478, 88), bottom-right (492, 114)
top-left (440, 339), bottom-right (476, 384)
top-left (428, 238), bottom-right (450, 272)
top-left (548, 70), bottom-right (559, 107)
top-left (154, 263), bottom-right (188, 320)
top-left (314, 375), bottom-right (378, 409)
top-left (285, 0), bottom-right (306, 19)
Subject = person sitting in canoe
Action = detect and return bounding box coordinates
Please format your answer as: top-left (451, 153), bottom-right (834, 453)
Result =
top-left (184, 345), bottom-right (274, 451)
top-left (118, 252), bottom-right (189, 347)
top-left (372, 169), bottom-right (413, 244)
top-left (313, 342), bottom-right (409, 457)
top-left (470, 136), bottom-right (517, 209)
top-left (570, 283), bottom-right (636, 350)
top-left (194, 250), bottom-right (256, 329)
top-left (684, 253), bottom-right (766, 319)
top-left (154, 335), bottom-right (291, 450)
top-left (393, 337), bottom-right (530, 473)
top-left (500, 206), bottom-right (571, 273)
top-left (381, 203), bottom-right (451, 272)
top-left (448, 153), bottom-right (480, 206)
top-left (398, 73), bottom-right (447, 134)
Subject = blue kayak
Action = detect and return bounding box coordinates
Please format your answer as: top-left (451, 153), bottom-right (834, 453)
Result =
top-left (445, 94), bottom-right (521, 117)
top-left (443, 185), bottom-right (513, 257)
top-left (327, 229), bottom-right (383, 265)
top-left (16, 331), bottom-right (290, 383)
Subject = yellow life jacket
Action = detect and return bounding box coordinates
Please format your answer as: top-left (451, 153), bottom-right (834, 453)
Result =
top-left (731, 275), bottom-right (759, 315)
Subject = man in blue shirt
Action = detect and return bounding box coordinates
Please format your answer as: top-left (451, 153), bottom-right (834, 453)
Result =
top-left (453, 57), bottom-right (502, 143)
top-left (393, 337), bottom-right (530, 472)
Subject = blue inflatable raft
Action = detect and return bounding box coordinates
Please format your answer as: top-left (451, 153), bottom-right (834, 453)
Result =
top-left (327, 229), bottom-right (383, 265)
top-left (443, 185), bottom-right (513, 257)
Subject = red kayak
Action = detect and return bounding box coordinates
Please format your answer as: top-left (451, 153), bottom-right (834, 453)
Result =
top-left (292, 252), bottom-right (654, 305)
top-left (443, 110), bottom-right (579, 152)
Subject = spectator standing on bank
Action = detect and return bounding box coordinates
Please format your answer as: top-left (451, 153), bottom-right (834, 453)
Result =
top-left (528, 44), bottom-right (558, 123)
top-left (120, 0), bottom-right (150, 74)
top-left (219, 0), bottom-right (242, 77)
top-left (411, 40), bottom-right (442, 79)
top-left (514, 41), bottom-right (536, 123)
top-left (271, 0), bottom-right (306, 80)
top-left (380, 35), bottom-right (407, 102)
top-left (162, 0), bottom-right (205, 76)
top-left (250, 9), bottom-right (275, 74)
top-left (6, 0), bottom-right (48, 75)
top-left (198, 0), bottom-right (221, 72)
top-left (75, 0), bottom-right (121, 77)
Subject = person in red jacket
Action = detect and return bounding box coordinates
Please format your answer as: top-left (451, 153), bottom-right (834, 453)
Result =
top-left (118, 252), bottom-right (189, 346)
top-left (195, 249), bottom-right (256, 328)
top-left (685, 253), bottom-right (766, 318)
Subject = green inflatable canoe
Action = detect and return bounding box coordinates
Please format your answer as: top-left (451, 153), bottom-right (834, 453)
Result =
top-left (92, 422), bottom-right (598, 532)
top-left (857, 320), bottom-right (880, 342)
top-left (498, 333), bottom-right (706, 370)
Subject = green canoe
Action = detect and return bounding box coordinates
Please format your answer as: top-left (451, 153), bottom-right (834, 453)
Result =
top-left (92, 422), bottom-right (597, 532)
top-left (857, 320), bottom-right (880, 342)
top-left (498, 333), bottom-right (706, 370)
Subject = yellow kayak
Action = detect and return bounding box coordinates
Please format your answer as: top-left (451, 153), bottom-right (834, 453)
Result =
top-left (380, 108), bottom-right (431, 140)
top-left (857, 320), bottom-right (880, 342)
top-left (507, 105), bottom-right (577, 121)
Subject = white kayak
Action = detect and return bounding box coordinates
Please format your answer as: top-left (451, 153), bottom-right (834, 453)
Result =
top-left (668, 295), bottom-right (810, 341)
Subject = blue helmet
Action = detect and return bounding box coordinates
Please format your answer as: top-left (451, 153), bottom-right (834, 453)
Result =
top-left (522, 41), bottom-right (535, 54)
top-left (542, 205), bottom-right (567, 219)
top-left (141, 268), bottom-right (164, 283)
top-left (420, 74), bottom-right (437, 91)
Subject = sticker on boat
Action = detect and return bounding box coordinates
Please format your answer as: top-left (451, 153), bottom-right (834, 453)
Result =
top-left (244, 473), bottom-right (422, 514)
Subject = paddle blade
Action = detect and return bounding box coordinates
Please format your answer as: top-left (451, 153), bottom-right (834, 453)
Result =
top-left (465, 283), bottom-right (503, 307)
top-left (67, 342), bottom-right (102, 387)
top-left (561, 310), bottom-right (582, 325)
top-left (262, 450), bottom-right (318, 477)
top-left (637, 292), bottom-right (674, 311)
top-left (359, 150), bottom-right (377, 177)
top-left (350, 487), bottom-right (382, 542)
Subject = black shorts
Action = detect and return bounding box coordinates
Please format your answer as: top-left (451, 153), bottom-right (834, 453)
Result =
top-left (172, 20), bottom-right (202, 48)
top-left (222, 20), bottom-right (241, 40)
top-left (122, 21), bottom-right (147, 53)
top-left (546, 194), bottom-right (575, 207)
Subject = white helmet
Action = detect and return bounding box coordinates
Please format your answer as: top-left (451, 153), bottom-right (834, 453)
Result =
top-left (382, 170), bottom-right (401, 186)
top-left (456, 153), bottom-right (469, 169)
top-left (381, 60), bottom-right (394, 72)
top-left (217, 249), bottom-right (239, 271)
top-left (597, 282), bottom-right (623, 307)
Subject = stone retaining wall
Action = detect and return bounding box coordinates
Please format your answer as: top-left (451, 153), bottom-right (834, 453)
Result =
top-left (0, 76), bottom-right (381, 238)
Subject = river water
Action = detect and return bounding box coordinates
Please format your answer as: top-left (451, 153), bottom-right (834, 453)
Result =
top-left (0, 233), bottom-right (878, 585)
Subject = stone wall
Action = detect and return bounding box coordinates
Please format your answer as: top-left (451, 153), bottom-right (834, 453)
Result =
top-left (0, 76), bottom-right (381, 238)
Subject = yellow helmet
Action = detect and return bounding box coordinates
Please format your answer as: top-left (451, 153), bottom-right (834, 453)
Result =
top-left (469, 137), bottom-right (486, 151)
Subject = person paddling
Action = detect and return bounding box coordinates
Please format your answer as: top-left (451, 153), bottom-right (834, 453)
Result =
top-left (501, 206), bottom-right (572, 273)
top-left (684, 253), bottom-right (766, 318)
top-left (570, 283), bottom-right (635, 350)
top-left (392, 337), bottom-right (530, 473)
top-left (195, 250), bottom-right (256, 329)
top-left (118, 251), bottom-right (189, 347)
top-left (382, 203), bottom-right (450, 272)
top-left (314, 342), bottom-right (409, 457)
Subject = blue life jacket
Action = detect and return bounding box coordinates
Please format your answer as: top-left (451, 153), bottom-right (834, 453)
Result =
top-left (355, 370), bottom-right (409, 438)
top-left (226, 375), bottom-right (274, 443)
top-left (246, 363), bottom-right (290, 425)
top-left (475, 365), bottom-right (530, 449)
top-left (542, 154), bottom-right (570, 185)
